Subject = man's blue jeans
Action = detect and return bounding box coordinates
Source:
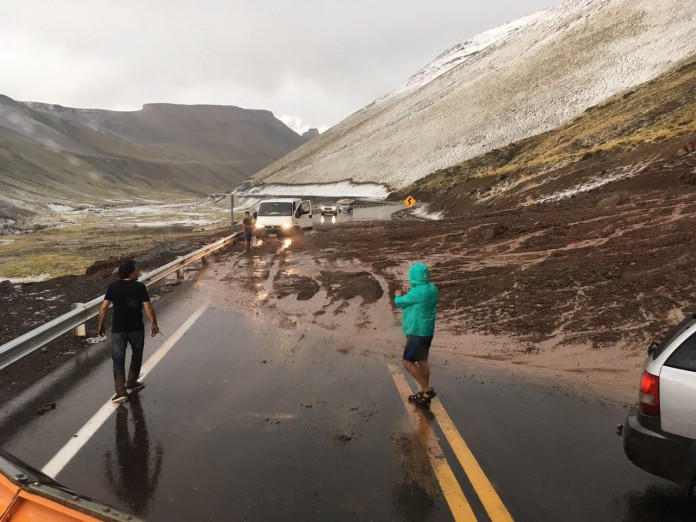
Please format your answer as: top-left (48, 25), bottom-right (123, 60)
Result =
top-left (112, 330), bottom-right (145, 395)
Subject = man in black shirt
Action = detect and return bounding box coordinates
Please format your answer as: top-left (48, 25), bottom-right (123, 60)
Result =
top-left (98, 260), bottom-right (159, 403)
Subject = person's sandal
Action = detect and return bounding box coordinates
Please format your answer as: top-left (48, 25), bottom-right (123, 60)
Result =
top-left (415, 389), bottom-right (437, 406)
top-left (408, 391), bottom-right (424, 402)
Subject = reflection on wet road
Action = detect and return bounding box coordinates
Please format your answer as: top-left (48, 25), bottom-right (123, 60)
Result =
top-left (319, 214), bottom-right (338, 225)
top-left (105, 395), bottom-right (163, 518)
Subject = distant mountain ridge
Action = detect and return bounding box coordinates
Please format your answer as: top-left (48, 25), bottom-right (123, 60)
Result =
top-left (0, 97), bottom-right (307, 219)
top-left (250, 0), bottom-right (696, 191)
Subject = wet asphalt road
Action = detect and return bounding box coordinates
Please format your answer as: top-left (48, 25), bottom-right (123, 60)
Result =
top-left (2, 206), bottom-right (696, 521)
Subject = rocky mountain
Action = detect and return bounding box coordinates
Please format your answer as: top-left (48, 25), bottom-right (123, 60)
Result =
top-left (0, 97), bottom-right (307, 220)
top-left (249, 0), bottom-right (696, 194)
top-left (301, 128), bottom-right (319, 140)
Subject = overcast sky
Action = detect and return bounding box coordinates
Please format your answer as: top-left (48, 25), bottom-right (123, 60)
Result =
top-left (1, 0), bottom-right (563, 133)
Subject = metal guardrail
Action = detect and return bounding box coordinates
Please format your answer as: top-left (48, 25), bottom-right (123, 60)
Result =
top-left (0, 231), bottom-right (242, 372)
top-left (353, 202), bottom-right (396, 209)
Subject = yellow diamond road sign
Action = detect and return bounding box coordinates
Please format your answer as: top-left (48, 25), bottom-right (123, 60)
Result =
top-left (404, 196), bottom-right (416, 208)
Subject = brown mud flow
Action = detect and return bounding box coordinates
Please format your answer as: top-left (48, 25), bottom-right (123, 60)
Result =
top-left (215, 175), bottom-right (696, 401)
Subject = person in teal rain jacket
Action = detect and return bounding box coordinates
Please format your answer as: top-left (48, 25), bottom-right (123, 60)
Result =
top-left (394, 262), bottom-right (439, 406)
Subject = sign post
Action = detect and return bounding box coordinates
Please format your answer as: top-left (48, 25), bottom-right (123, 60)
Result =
top-left (230, 193), bottom-right (238, 230)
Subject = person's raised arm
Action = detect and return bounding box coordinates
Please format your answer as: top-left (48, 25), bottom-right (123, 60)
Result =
top-left (394, 289), bottom-right (418, 308)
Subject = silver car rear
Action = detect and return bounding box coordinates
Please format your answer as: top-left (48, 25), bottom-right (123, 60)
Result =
top-left (621, 315), bottom-right (696, 492)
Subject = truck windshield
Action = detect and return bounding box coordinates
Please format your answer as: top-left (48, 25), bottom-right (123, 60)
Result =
top-left (258, 202), bottom-right (293, 216)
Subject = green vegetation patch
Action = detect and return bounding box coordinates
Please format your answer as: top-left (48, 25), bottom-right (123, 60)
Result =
top-left (0, 218), bottom-right (234, 280)
top-left (0, 252), bottom-right (92, 279)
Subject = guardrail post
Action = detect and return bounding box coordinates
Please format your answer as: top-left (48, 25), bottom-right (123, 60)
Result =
top-left (201, 256), bottom-right (208, 266)
top-left (71, 303), bottom-right (86, 338)
top-left (177, 268), bottom-right (185, 282)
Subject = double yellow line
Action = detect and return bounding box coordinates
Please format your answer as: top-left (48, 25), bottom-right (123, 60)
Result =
top-left (389, 365), bottom-right (514, 522)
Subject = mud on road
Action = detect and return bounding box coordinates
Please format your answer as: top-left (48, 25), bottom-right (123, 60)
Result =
top-left (217, 185), bottom-right (696, 400)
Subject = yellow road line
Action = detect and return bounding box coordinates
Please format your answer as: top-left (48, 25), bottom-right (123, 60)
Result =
top-left (429, 400), bottom-right (515, 522)
top-left (389, 366), bottom-right (477, 522)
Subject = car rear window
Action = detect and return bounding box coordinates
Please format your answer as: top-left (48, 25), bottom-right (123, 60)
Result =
top-left (665, 328), bottom-right (696, 372)
top-left (653, 317), bottom-right (696, 359)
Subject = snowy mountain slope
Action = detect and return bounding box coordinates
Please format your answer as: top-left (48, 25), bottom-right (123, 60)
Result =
top-left (252, 0), bottom-right (696, 191)
top-left (402, 56), bottom-right (696, 206)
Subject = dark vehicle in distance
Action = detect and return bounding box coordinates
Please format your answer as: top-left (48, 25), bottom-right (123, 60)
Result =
top-left (338, 201), bottom-right (353, 213)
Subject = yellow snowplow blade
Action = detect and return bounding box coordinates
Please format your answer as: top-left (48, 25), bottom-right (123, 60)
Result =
top-left (1, 472), bottom-right (100, 521)
top-left (0, 450), bottom-right (141, 522)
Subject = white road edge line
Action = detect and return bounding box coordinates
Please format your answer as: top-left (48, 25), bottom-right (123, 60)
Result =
top-left (41, 301), bottom-right (210, 478)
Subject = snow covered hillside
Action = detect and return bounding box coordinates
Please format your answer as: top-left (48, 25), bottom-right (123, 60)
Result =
top-left (252, 0), bottom-right (696, 191)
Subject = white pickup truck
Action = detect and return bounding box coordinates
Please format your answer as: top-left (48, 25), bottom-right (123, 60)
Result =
top-left (254, 198), bottom-right (313, 237)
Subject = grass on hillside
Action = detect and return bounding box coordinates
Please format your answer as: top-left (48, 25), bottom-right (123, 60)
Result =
top-left (0, 210), bottom-right (236, 279)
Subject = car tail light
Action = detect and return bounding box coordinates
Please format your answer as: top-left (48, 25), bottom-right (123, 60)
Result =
top-left (639, 371), bottom-right (660, 416)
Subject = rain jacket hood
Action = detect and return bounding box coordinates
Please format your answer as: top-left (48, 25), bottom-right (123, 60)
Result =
top-left (394, 263), bottom-right (439, 337)
top-left (409, 263), bottom-right (430, 287)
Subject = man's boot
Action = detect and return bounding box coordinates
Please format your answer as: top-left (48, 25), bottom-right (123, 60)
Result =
top-left (126, 369), bottom-right (145, 393)
top-left (112, 369), bottom-right (128, 403)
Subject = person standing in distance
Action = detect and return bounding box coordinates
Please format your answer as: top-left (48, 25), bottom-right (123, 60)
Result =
top-left (394, 262), bottom-right (439, 406)
top-left (242, 211), bottom-right (253, 252)
top-left (98, 260), bottom-right (159, 404)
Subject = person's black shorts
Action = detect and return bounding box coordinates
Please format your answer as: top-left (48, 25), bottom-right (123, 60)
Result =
top-left (403, 335), bottom-right (433, 362)
top-left (244, 230), bottom-right (252, 241)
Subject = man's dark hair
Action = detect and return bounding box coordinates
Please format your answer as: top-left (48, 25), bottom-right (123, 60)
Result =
top-left (244, 211), bottom-right (250, 215)
top-left (118, 260), bottom-right (137, 279)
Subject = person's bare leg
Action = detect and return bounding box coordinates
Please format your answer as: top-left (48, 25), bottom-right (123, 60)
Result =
top-left (402, 360), bottom-right (430, 392)
top-left (418, 361), bottom-right (431, 391)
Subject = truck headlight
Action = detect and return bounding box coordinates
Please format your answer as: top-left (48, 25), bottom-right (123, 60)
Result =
top-left (282, 222), bottom-right (292, 230)
top-left (255, 223), bottom-right (265, 229)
